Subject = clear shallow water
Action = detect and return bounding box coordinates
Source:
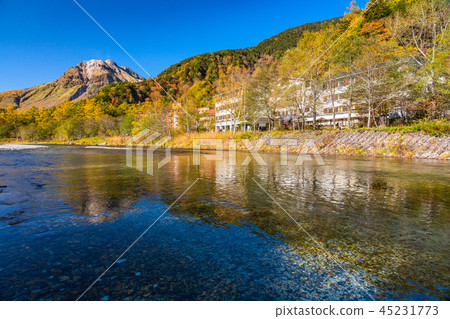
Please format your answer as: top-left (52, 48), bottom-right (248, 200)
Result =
top-left (0, 146), bottom-right (448, 301)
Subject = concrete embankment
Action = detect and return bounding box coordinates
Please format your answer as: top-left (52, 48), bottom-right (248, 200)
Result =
top-left (254, 131), bottom-right (449, 159)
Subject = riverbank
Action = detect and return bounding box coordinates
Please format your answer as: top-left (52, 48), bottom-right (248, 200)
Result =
top-left (165, 130), bottom-right (449, 160)
top-left (2, 129), bottom-right (449, 159)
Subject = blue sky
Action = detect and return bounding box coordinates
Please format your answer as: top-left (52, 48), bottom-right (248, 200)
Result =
top-left (0, 0), bottom-right (369, 92)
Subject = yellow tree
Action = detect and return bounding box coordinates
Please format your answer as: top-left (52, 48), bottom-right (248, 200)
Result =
top-left (0, 106), bottom-right (20, 137)
top-left (81, 98), bottom-right (104, 120)
top-left (278, 49), bottom-right (308, 130)
top-left (35, 107), bottom-right (55, 140)
top-left (215, 66), bottom-right (251, 131)
top-left (290, 30), bottom-right (329, 129)
top-left (52, 100), bottom-right (78, 122)
top-left (321, 24), bottom-right (342, 128)
top-left (352, 37), bottom-right (402, 127)
top-left (179, 81), bottom-right (211, 133)
top-left (387, 0), bottom-right (450, 118)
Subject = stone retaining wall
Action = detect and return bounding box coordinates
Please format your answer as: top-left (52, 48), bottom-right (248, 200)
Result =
top-left (258, 131), bottom-right (449, 159)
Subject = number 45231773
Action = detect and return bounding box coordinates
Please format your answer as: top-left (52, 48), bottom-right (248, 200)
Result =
top-left (379, 305), bottom-right (438, 316)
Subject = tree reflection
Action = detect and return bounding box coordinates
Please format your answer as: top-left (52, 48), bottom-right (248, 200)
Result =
top-left (55, 149), bottom-right (449, 299)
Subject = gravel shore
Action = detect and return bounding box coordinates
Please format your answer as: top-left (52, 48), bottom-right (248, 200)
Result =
top-left (0, 144), bottom-right (48, 151)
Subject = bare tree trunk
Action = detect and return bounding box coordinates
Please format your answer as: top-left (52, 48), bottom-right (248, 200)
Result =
top-left (367, 85), bottom-right (372, 128)
top-left (430, 73), bottom-right (437, 119)
top-left (329, 76), bottom-right (336, 129)
top-left (347, 87), bottom-right (353, 129)
top-left (372, 111), bottom-right (378, 128)
top-left (302, 111), bottom-right (306, 130)
top-left (332, 88), bottom-right (336, 129)
top-left (313, 98), bottom-right (317, 130)
top-left (431, 9), bottom-right (438, 119)
top-left (186, 115), bottom-right (190, 134)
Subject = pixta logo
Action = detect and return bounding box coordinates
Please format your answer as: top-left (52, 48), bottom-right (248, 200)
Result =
top-left (126, 129), bottom-right (172, 176)
top-left (126, 130), bottom-right (325, 176)
top-left (193, 138), bottom-right (325, 166)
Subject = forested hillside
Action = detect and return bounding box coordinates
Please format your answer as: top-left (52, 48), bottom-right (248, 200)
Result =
top-left (155, 17), bottom-right (341, 98)
top-left (254, 17), bottom-right (342, 56)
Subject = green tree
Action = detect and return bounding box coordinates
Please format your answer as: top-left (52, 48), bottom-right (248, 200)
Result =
top-left (245, 67), bottom-right (276, 131)
top-left (364, 0), bottom-right (392, 22)
top-left (58, 118), bottom-right (84, 141)
top-left (120, 114), bottom-right (134, 135)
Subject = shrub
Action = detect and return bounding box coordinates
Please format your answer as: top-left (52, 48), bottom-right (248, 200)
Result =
top-left (0, 124), bottom-right (12, 138)
top-left (403, 119), bottom-right (449, 136)
top-left (18, 124), bottom-right (37, 141)
top-left (242, 131), bottom-right (253, 139)
top-left (120, 114), bottom-right (134, 135)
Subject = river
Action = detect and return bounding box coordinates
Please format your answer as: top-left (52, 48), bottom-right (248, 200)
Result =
top-left (0, 146), bottom-right (448, 300)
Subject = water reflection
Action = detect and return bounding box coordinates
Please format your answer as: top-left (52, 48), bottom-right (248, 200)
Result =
top-left (54, 151), bottom-right (144, 223)
top-left (0, 147), bottom-right (448, 300)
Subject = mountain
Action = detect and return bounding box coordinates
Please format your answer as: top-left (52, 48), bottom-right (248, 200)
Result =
top-left (253, 17), bottom-right (341, 56)
top-left (0, 59), bottom-right (145, 109)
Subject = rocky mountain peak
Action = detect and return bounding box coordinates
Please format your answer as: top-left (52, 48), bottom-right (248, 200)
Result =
top-left (0, 59), bottom-right (145, 109)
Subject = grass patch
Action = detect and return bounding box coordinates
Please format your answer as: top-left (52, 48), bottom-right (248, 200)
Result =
top-left (349, 119), bottom-right (449, 136)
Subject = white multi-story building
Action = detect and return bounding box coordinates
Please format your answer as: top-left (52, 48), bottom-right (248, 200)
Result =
top-left (214, 73), bottom-right (365, 131)
top-left (214, 90), bottom-right (252, 132)
top-left (304, 74), bottom-right (363, 128)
